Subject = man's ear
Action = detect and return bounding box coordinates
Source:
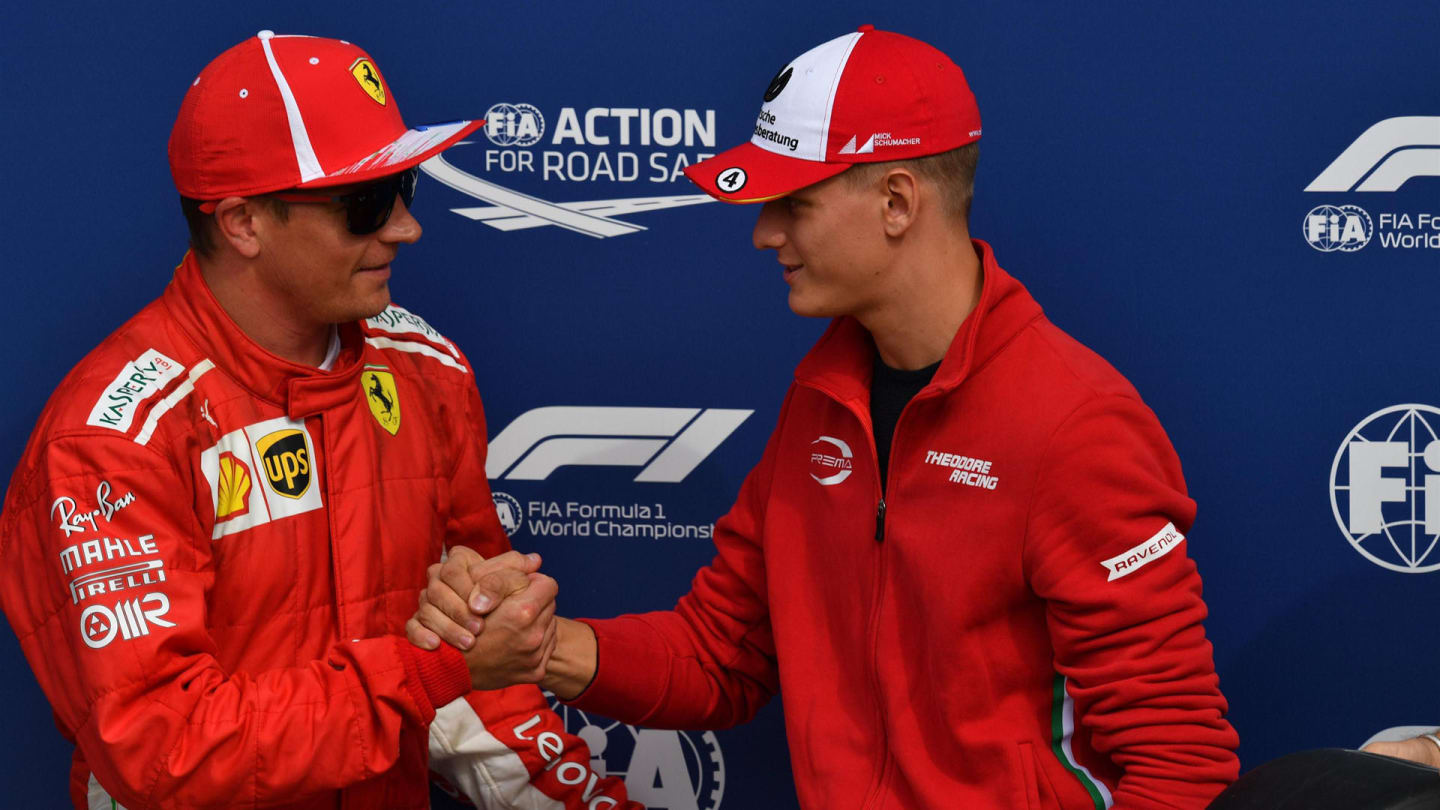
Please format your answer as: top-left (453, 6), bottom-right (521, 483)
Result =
top-left (881, 168), bottom-right (919, 238)
top-left (213, 197), bottom-right (263, 259)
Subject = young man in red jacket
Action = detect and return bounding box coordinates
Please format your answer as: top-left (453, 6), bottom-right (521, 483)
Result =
top-left (415, 26), bottom-right (1239, 809)
top-left (0, 30), bottom-right (639, 810)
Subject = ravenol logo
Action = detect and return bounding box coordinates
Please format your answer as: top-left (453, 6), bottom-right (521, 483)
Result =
top-left (486, 407), bottom-right (751, 482)
top-left (1330, 404), bottom-right (1440, 573)
top-left (1303, 205), bottom-right (1373, 252)
top-left (548, 696), bottom-right (725, 810)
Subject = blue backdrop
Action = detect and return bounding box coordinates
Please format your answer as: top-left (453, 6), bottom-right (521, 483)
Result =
top-left (2, 1), bottom-right (1437, 807)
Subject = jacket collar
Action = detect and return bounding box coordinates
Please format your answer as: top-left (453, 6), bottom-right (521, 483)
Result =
top-left (163, 252), bottom-right (370, 419)
top-left (792, 239), bottom-right (1043, 409)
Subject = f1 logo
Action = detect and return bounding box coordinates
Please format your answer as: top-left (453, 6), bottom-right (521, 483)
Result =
top-left (1306, 116), bottom-right (1440, 192)
top-left (486, 406), bottom-right (751, 482)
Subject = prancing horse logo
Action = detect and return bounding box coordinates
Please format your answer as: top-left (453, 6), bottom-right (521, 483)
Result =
top-left (349, 58), bottom-right (387, 105)
top-left (363, 366), bottom-right (401, 435)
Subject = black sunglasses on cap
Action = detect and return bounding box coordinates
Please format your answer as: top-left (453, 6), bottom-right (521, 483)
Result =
top-left (198, 167), bottom-right (420, 236)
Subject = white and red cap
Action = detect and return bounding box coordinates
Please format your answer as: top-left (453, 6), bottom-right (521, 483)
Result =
top-left (169, 30), bottom-right (483, 199)
top-left (684, 25), bottom-right (982, 203)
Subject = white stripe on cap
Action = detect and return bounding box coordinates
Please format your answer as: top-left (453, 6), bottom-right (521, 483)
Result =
top-left (751, 31), bottom-right (862, 162)
top-left (257, 30), bottom-right (325, 183)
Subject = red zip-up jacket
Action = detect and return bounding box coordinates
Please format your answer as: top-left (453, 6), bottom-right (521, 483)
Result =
top-left (0, 254), bottom-right (638, 810)
top-left (570, 241), bottom-right (1239, 809)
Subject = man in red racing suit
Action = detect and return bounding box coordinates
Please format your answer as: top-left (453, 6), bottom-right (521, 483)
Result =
top-left (415, 26), bottom-right (1239, 810)
top-left (0, 30), bottom-right (638, 810)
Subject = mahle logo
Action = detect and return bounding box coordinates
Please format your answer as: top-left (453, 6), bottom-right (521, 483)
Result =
top-left (1330, 404), bottom-right (1440, 573)
top-left (1303, 204), bottom-right (1372, 252)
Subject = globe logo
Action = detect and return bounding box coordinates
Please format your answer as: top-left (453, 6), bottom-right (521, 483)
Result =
top-left (1329, 404), bottom-right (1440, 573)
top-left (483, 102), bottom-right (545, 147)
top-left (1303, 204), bottom-right (1372, 252)
top-left (546, 695), bottom-right (725, 810)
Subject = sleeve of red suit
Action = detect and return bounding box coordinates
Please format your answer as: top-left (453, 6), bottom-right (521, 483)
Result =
top-left (0, 433), bottom-right (473, 809)
top-left (563, 396), bottom-right (788, 730)
top-left (1024, 395), bottom-right (1240, 809)
top-left (427, 371), bottom-right (641, 809)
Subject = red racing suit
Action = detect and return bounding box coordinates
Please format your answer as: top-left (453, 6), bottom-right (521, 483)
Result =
top-left (0, 254), bottom-right (637, 810)
top-left (570, 241), bottom-right (1239, 809)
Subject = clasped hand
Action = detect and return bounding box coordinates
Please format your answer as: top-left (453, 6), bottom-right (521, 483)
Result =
top-left (406, 547), bottom-right (558, 690)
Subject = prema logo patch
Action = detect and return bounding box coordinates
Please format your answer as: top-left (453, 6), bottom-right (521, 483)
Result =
top-left (486, 407), bottom-right (751, 482)
top-left (809, 436), bottom-right (854, 486)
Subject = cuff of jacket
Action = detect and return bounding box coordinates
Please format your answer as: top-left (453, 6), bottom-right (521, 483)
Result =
top-left (562, 617), bottom-right (668, 723)
top-left (397, 638), bottom-right (471, 721)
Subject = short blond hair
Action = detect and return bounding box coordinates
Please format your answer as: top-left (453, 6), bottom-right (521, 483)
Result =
top-left (841, 142), bottom-right (979, 221)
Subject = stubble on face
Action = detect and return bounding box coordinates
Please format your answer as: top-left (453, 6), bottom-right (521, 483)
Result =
top-left (256, 203), bottom-right (397, 327)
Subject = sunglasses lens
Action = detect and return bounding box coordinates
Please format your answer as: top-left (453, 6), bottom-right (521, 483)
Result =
top-left (344, 168), bottom-right (419, 235)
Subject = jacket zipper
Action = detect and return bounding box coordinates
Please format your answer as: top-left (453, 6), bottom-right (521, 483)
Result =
top-left (796, 378), bottom-right (941, 810)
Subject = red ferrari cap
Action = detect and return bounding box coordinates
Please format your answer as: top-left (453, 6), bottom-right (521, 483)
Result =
top-left (685, 25), bottom-right (982, 203)
top-left (169, 30), bottom-right (483, 199)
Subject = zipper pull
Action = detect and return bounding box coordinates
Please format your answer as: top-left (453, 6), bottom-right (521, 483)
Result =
top-left (874, 498), bottom-right (886, 542)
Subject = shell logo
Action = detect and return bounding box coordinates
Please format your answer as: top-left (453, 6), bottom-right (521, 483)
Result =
top-left (215, 451), bottom-right (252, 521)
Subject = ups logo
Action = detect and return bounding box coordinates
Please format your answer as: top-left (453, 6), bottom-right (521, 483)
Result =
top-left (256, 429), bottom-right (311, 499)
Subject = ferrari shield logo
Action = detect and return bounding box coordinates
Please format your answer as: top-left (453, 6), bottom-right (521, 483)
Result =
top-left (349, 58), bottom-right (386, 105)
top-left (363, 366), bottom-right (400, 435)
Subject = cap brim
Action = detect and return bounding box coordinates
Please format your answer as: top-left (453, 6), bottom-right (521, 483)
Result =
top-left (684, 141), bottom-right (852, 204)
top-left (296, 119), bottom-right (485, 189)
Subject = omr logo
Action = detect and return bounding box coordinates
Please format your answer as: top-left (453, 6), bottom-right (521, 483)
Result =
top-left (1330, 404), bottom-right (1440, 573)
top-left (1305, 116), bottom-right (1440, 193)
top-left (486, 407), bottom-right (752, 482)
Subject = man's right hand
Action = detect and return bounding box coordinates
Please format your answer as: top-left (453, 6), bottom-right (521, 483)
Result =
top-left (406, 546), bottom-right (564, 690)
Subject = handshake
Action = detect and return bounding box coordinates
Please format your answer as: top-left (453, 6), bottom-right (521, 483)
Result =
top-left (404, 546), bottom-right (596, 699)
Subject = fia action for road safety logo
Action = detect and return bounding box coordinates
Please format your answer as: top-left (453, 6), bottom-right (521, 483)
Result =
top-left (363, 365), bottom-right (401, 436)
top-left (349, 58), bottom-right (386, 105)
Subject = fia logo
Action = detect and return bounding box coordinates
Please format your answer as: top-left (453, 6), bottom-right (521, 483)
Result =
top-left (484, 102), bottom-right (546, 147)
top-left (548, 696), bottom-right (725, 810)
top-left (1330, 404), bottom-right (1440, 573)
top-left (1303, 205), bottom-right (1373, 252)
top-left (492, 491), bottom-right (524, 537)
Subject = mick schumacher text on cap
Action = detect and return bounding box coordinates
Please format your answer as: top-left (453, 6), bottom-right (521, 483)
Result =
top-left (169, 30), bottom-right (482, 200)
top-left (684, 25), bottom-right (982, 203)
